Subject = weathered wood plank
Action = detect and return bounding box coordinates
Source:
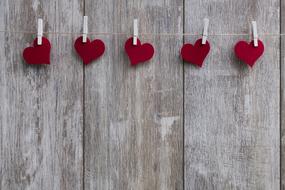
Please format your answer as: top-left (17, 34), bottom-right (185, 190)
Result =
top-left (281, 0), bottom-right (285, 189)
top-left (84, 1), bottom-right (184, 189)
top-left (0, 0), bottom-right (5, 30)
top-left (184, 1), bottom-right (280, 189)
top-left (0, 1), bottom-right (84, 189)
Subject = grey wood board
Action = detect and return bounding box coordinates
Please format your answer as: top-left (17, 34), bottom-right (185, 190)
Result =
top-left (281, 0), bottom-right (285, 189)
top-left (83, 0), bottom-right (184, 190)
top-left (184, 0), bottom-right (280, 189)
top-left (0, 0), bottom-right (84, 189)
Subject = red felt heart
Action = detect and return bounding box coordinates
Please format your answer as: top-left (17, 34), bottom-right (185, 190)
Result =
top-left (234, 40), bottom-right (264, 67)
top-left (125, 37), bottom-right (154, 65)
top-left (23, 37), bottom-right (51, 65)
top-left (74, 36), bottom-right (105, 65)
top-left (180, 38), bottom-right (210, 67)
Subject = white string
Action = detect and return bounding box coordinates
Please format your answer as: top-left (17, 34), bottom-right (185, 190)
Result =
top-left (0, 30), bottom-right (284, 36)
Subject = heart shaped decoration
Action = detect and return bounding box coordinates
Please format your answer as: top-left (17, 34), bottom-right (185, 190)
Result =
top-left (74, 36), bottom-right (105, 65)
top-left (125, 37), bottom-right (154, 65)
top-left (23, 37), bottom-right (51, 65)
top-left (180, 38), bottom-right (210, 67)
top-left (234, 40), bottom-right (264, 67)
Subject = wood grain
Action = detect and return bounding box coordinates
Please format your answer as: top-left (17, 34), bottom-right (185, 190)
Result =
top-left (0, 1), bottom-right (283, 190)
top-left (84, 0), bottom-right (184, 189)
top-left (0, 0), bottom-right (84, 189)
top-left (281, 0), bottom-right (285, 189)
top-left (184, 0), bottom-right (280, 189)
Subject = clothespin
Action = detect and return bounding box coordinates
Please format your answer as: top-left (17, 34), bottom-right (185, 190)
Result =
top-left (37, 18), bottom-right (43, 45)
top-left (133, 19), bottom-right (138, 45)
top-left (83, 16), bottom-right (88, 43)
top-left (251, 21), bottom-right (258, 47)
top-left (202, 18), bottom-right (209, 45)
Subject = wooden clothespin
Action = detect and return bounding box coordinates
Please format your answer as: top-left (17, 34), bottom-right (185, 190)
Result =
top-left (133, 19), bottom-right (138, 45)
top-left (83, 16), bottom-right (88, 43)
top-left (37, 18), bottom-right (43, 45)
top-left (202, 18), bottom-right (209, 45)
top-left (252, 21), bottom-right (258, 47)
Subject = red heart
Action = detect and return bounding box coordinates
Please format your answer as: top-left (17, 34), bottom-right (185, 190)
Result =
top-left (234, 40), bottom-right (264, 67)
top-left (74, 36), bottom-right (105, 65)
top-left (125, 37), bottom-right (154, 65)
top-left (23, 37), bottom-right (51, 65)
top-left (180, 38), bottom-right (210, 67)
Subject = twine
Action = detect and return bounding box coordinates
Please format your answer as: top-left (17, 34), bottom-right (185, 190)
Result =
top-left (0, 30), bottom-right (284, 36)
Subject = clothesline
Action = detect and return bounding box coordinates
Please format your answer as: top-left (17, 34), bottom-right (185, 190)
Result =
top-left (0, 30), bottom-right (284, 36)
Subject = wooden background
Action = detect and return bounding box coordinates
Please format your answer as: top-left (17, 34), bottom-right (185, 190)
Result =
top-left (0, 0), bottom-right (283, 189)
